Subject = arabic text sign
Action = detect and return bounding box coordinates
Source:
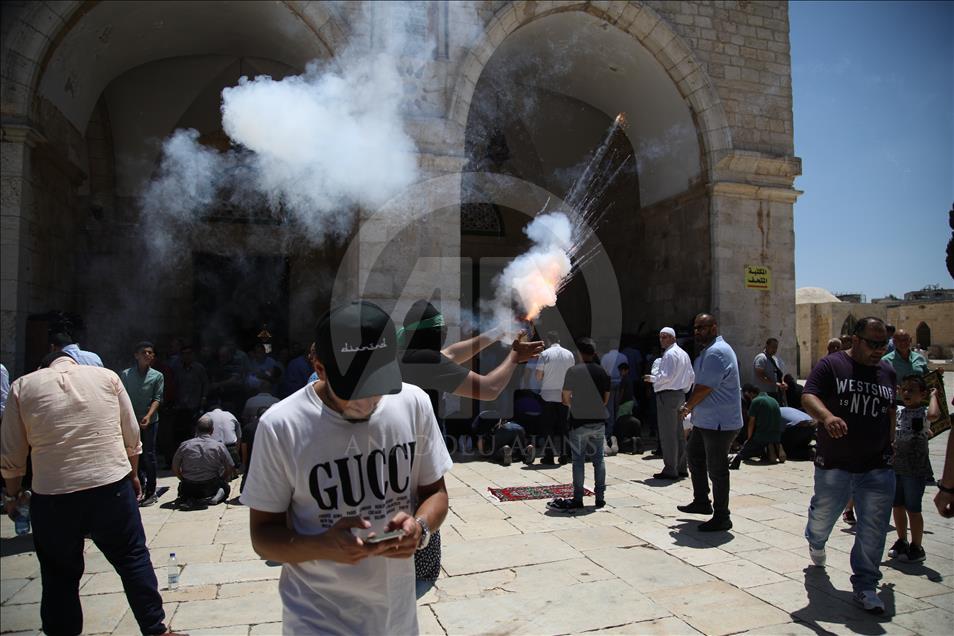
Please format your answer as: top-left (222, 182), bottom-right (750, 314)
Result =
top-left (745, 265), bottom-right (771, 290)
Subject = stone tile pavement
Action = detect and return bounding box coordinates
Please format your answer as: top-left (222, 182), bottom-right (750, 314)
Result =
top-left (2, 433), bottom-right (952, 635)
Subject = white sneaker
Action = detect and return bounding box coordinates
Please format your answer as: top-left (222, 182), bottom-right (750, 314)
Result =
top-left (809, 545), bottom-right (826, 567)
top-left (853, 589), bottom-right (885, 614)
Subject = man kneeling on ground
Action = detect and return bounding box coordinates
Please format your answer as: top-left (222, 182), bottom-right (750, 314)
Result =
top-left (731, 384), bottom-right (785, 469)
top-left (172, 415), bottom-right (235, 508)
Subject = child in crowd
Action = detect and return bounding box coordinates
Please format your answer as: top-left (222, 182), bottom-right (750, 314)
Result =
top-left (888, 374), bottom-right (940, 563)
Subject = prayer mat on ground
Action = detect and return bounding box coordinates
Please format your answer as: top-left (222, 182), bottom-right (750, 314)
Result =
top-left (488, 484), bottom-right (594, 502)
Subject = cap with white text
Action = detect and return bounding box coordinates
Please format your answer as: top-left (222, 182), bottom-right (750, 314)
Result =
top-left (315, 301), bottom-right (402, 400)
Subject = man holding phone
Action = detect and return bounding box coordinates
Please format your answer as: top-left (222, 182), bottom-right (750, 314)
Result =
top-left (241, 301), bottom-right (452, 634)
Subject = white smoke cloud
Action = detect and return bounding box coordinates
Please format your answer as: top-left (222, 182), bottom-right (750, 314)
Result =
top-left (141, 44), bottom-right (420, 247)
top-left (490, 212), bottom-right (575, 337)
top-left (220, 53), bottom-right (418, 226)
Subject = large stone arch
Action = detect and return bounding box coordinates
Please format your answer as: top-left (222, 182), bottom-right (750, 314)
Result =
top-left (1, 1), bottom-right (349, 126)
top-left (0, 0), bottom-right (352, 372)
top-left (448, 1), bottom-right (732, 178)
top-left (448, 1), bottom-right (800, 384)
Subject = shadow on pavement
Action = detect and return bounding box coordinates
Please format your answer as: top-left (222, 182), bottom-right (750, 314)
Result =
top-left (543, 506), bottom-right (597, 518)
top-left (882, 558), bottom-right (945, 583)
top-left (634, 476), bottom-right (688, 488)
top-left (792, 566), bottom-right (894, 634)
top-left (0, 533), bottom-right (35, 557)
top-left (670, 519), bottom-right (735, 547)
top-left (520, 463), bottom-right (563, 471)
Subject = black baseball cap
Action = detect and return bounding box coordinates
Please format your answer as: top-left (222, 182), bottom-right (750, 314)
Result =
top-left (315, 301), bottom-right (403, 400)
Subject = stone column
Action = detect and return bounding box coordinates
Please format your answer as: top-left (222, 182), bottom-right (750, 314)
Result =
top-left (0, 124), bottom-right (44, 376)
top-left (708, 151), bottom-right (801, 384)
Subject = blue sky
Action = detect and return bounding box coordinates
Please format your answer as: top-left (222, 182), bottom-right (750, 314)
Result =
top-left (789, 0), bottom-right (953, 299)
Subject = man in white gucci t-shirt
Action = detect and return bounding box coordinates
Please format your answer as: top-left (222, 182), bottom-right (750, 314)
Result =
top-left (242, 301), bottom-right (452, 635)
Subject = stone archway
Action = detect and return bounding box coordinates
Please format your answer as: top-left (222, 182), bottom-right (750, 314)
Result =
top-left (455, 2), bottom-right (728, 342)
top-left (448, 1), bottom-right (732, 179)
top-left (916, 321), bottom-right (931, 348)
top-left (841, 314), bottom-right (857, 336)
top-left (1, 2), bottom-right (348, 125)
top-left (445, 1), bottom-right (799, 385)
top-left (0, 1), bottom-right (351, 371)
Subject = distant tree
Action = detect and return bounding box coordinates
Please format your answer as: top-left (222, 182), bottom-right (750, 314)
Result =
top-left (948, 202), bottom-right (954, 279)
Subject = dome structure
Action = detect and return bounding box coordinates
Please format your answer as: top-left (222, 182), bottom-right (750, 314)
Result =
top-left (796, 287), bottom-right (841, 304)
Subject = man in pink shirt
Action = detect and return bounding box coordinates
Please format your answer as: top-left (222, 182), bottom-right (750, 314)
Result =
top-left (1, 352), bottom-right (180, 635)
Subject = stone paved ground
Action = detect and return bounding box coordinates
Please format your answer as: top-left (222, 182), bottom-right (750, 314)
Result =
top-left (3, 431), bottom-right (953, 635)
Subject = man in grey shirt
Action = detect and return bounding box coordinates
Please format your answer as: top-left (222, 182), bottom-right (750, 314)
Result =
top-left (172, 416), bottom-right (235, 507)
top-left (753, 337), bottom-right (787, 405)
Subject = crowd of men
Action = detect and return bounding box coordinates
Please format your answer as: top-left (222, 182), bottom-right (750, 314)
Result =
top-left (0, 309), bottom-right (952, 634)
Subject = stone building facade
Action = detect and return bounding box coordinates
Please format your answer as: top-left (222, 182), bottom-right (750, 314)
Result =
top-left (1, 0), bottom-right (800, 376)
top-left (796, 287), bottom-right (954, 377)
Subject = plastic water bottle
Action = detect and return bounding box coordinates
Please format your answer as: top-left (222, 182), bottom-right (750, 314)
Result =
top-left (14, 491), bottom-right (31, 536)
top-left (167, 552), bottom-right (179, 590)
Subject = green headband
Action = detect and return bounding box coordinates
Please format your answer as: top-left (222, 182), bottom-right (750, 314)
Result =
top-left (397, 314), bottom-right (445, 346)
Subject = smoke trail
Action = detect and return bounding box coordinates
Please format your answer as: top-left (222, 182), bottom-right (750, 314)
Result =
top-left (487, 115), bottom-right (632, 337)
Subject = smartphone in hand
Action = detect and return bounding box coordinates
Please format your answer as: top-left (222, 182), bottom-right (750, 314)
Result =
top-left (364, 529), bottom-right (405, 544)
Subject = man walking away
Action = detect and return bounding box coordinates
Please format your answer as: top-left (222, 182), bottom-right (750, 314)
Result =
top-left (121, 341), bottom-right (165, 507)
top-left (1, 352), bottom-right (179, 635)
top-left (649, 327), bottom-right (694, 480)
top-left (548, 338), bottom-right (611, 511)
top-left (677, 314), bottom-right (742, 532)
top-left (802, 317), bottom-right (897, 614)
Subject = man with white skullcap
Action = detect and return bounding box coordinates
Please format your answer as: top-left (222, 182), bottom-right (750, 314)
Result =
top-left (647, 327), bottom-right (695, 480)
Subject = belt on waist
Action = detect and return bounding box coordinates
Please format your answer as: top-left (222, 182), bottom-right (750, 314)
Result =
top-left (656, 389), bottom-right (688, 393)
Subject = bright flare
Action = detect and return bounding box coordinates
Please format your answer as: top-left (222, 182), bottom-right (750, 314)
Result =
top-left (492, 212), bottom-right (574, 337)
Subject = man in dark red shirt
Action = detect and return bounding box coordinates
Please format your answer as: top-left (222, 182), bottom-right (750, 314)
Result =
top-left (802, 317), bottom-right (896, 615)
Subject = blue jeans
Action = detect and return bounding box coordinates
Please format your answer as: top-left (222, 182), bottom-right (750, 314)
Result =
top-left (805, 467), bottom-right (895, 592)
top-left (568, 423), bottom-right (605, 502)
top-left (31, 477), bottom-right (167, 635)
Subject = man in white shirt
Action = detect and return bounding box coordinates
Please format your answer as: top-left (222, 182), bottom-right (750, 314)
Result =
top-left (201, 406), bottom-right (242, 466)
top-left (241, 301), bottom-right (452, 635)
top-left (534, 331), bottom-right (576, 464)
top-left (600, 343), bottom-right (628, 451)
top-left (648, 327), bottom-right (695, 480)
